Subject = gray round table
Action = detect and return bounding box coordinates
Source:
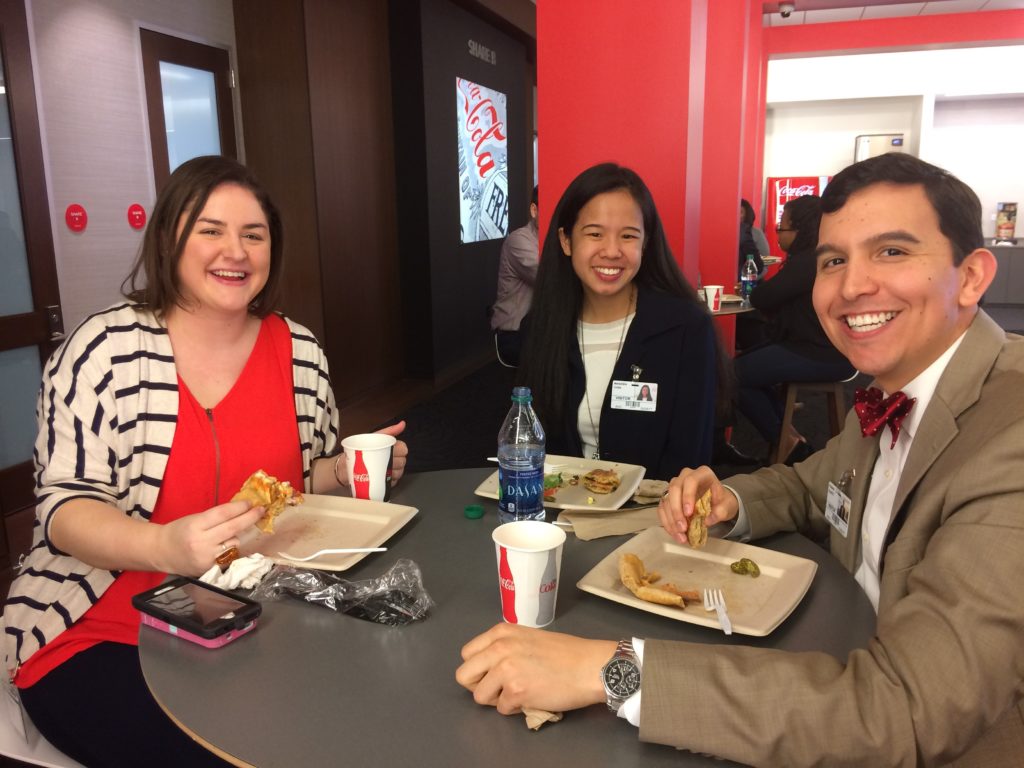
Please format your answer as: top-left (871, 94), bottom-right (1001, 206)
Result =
top-left (139, 468), bottom-right (876, 767)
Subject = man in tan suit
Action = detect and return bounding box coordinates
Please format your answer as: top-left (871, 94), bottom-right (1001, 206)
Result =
top-left (456, 154), bottom-right (1024, 766)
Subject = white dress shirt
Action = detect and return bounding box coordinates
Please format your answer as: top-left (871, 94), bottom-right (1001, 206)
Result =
top-left (853, 333), bottom-right (964, 610)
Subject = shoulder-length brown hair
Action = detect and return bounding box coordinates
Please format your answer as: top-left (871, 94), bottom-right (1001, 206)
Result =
top-left (121, 155), bottom-right (284, 317)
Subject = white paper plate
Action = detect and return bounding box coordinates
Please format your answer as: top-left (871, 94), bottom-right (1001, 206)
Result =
top-left (474, 454), bottom-right (645, 512)
top-left (239, 493), bottom-right (417, 571)
top-left (577, 527), bottom-right (817, 636)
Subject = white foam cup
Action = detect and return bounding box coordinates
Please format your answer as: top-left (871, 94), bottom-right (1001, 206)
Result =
top-left (341, 433), bottom-right (396, 501)
top-left (492, 521), bottom-right (566, 628)
top-left (704, 285), bottom-right (723, 312)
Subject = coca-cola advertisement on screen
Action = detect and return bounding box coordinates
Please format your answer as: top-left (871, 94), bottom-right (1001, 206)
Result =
top-left (764, 176), bottom-right (831, 257)
top-left (457, 77), bottom-right (508, 244)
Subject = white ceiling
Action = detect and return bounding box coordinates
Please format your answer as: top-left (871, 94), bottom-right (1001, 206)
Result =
top-left (762, 0), bottom-right (1024, 25)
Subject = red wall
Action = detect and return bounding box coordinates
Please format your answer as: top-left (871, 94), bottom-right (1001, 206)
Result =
top-left (536, 0), bottom-right (700, 276)
top-left (698, 0), bottom-right (759, 293)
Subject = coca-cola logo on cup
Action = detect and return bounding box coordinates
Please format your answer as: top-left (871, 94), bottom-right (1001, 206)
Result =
top-left (353, 473), bottom-right (370, 483)
top-left (540, 579), bottom-right (557, 593)
top-left (500, 577), bottom-right (515, 592)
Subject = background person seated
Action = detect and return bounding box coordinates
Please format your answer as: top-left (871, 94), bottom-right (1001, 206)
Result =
top-left (736, 194), bottom-right (854, 463)
top-left (491, 185), bottom-right (539, 367)
top-left (737, 198), bottom-right (765, 280)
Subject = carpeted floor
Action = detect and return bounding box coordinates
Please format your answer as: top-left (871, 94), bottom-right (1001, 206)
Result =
top-left (382, 361), bottom-right (518, 473)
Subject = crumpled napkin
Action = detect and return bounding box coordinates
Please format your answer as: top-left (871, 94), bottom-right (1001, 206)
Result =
top-left (523, 706), bottom-right (563, 730)
top-left (559, 505), bottom-right (661, 541)
top-left (200, 553), bottom-right (274, 590)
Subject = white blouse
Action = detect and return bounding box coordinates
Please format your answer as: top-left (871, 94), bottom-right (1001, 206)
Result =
top-left (576, 313), bottom-right (635, 458)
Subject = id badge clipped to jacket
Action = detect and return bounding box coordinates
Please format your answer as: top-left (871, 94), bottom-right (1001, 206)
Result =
top-left (824, 468), bottom-right (855, 538)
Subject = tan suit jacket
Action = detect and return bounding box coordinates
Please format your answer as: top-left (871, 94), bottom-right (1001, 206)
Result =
top-left (640, 311), bottom-right (1024, 766)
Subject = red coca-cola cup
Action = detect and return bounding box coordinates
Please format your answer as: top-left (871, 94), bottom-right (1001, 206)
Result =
top-left (340, 434), bottom-right (396, 501)
top-left (492, 521), bottom-right (565, 628)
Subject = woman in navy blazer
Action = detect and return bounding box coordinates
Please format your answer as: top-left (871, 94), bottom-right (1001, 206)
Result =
top-left (518, 163), bottom-right (727, 480)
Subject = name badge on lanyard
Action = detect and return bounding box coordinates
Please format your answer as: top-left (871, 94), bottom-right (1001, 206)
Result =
top-left (824, 468), bottom-right (855, 538)
top-left (610, 380), bottom-right (657, 412)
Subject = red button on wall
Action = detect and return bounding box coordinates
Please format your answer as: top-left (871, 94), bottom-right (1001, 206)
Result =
top-left (65, 203), bottom-right (88, 232)
top-left (127, 203), bottom-right (146, 230)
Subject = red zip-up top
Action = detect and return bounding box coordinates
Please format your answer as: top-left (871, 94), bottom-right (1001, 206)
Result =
top-left (17, 314), bottom-right (302, 687)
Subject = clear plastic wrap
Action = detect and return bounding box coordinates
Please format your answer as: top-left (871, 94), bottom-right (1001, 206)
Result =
top-left (249, 558), bottom-right (434, 625)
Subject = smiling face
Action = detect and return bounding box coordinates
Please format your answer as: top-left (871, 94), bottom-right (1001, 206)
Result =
top-left (812, 182), bottom-right (994, 392)
top-left (559, 188), bottom-right (644, 320)
top-left (175, 183), bottom-right (271, 318)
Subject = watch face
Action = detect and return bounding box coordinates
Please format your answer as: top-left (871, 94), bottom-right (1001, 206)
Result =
top-left (604, 658), bottom-right (640, 697)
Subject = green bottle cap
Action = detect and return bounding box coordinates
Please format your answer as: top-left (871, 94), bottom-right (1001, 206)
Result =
top-left (464, 504), bottom-right (485, 519)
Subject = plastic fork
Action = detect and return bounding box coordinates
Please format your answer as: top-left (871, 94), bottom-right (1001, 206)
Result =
top-left (703, 588), bottom-right (733, 635)
top-left (277, 547), bottom-right (386, 562)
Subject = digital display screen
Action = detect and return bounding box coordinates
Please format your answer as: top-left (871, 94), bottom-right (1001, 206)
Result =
top-left (147, 583), bottom-right (247, 626)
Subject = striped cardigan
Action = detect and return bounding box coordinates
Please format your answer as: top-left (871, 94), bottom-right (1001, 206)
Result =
top-left (2, 303), bottom-right (339, 676)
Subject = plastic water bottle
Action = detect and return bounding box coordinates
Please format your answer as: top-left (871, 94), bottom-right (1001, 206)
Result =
top-left (741, 254), bottom-right (758, 307)
top-left (497, 386), bottom-right (546, 524)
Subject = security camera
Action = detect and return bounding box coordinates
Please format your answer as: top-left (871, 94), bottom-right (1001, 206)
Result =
top-left (779, 2), bottom-right (794, 17)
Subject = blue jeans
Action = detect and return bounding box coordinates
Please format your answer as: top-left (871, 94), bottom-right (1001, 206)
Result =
top-left (735, 344), bottom-right (854, 444)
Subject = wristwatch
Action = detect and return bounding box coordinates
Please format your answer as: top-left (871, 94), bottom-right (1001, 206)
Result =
top-left (601, 639), bottom-right (642, 712)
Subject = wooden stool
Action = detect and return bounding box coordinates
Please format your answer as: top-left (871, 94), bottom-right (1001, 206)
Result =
top-left (772, 381), bottom-right (848, 464)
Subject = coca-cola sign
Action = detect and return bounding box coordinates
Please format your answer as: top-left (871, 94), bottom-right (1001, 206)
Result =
top-left (764, 175), bottom-right (831, 259)
top-left (457, 77), bottom-right (508, 244)
top-left (773, 181), bottom-right (817, 198)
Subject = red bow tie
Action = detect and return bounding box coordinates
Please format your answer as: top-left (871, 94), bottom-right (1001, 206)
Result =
top-left (854, 387), bottom-right (916, 449)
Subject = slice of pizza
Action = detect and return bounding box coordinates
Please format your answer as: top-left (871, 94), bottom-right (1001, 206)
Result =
top-left (581, 468), bottom-right (621, 495)
top-left (232, 469), bottom-right (303, 534)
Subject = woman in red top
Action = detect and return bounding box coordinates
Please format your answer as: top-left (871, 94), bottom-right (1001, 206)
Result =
top-left (12, 156), bottom-right (408, 767)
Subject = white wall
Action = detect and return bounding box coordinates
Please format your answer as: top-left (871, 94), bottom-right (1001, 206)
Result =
top-left (928, 97), bottom-right (1024, 238)
top-left (27, 0), bottom-right (237, 330)
top-left (765, 46), bottom-right (1024, 239)
top-left (767, 46), bottom-right (1024, 103)
top-left (765, 96), bottom-right (921, 179)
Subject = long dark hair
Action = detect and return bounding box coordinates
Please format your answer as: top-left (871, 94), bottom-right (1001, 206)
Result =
top-left (741, 198), bottom-right (757, 227)
top-left (518, 163), bottom-right (729, 432)
top-left (121, 155), bottom-right (284, 317)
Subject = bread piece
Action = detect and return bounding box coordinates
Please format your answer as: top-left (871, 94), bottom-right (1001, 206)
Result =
top-left (232, 469), bottom-right (303, 534)
top-left (581, 468), bottom-right (620, 495)
top-left (618, 553), bottom-right (696, 608)
top-left (687, 488), bottom-right (711, 549)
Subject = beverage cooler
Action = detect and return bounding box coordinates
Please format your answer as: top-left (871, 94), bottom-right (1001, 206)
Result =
top-left (764, 176), bottom-right (831, 257)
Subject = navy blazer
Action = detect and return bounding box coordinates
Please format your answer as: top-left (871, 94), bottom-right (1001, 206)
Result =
top-left (551, 287), bottom-right (717, 480)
